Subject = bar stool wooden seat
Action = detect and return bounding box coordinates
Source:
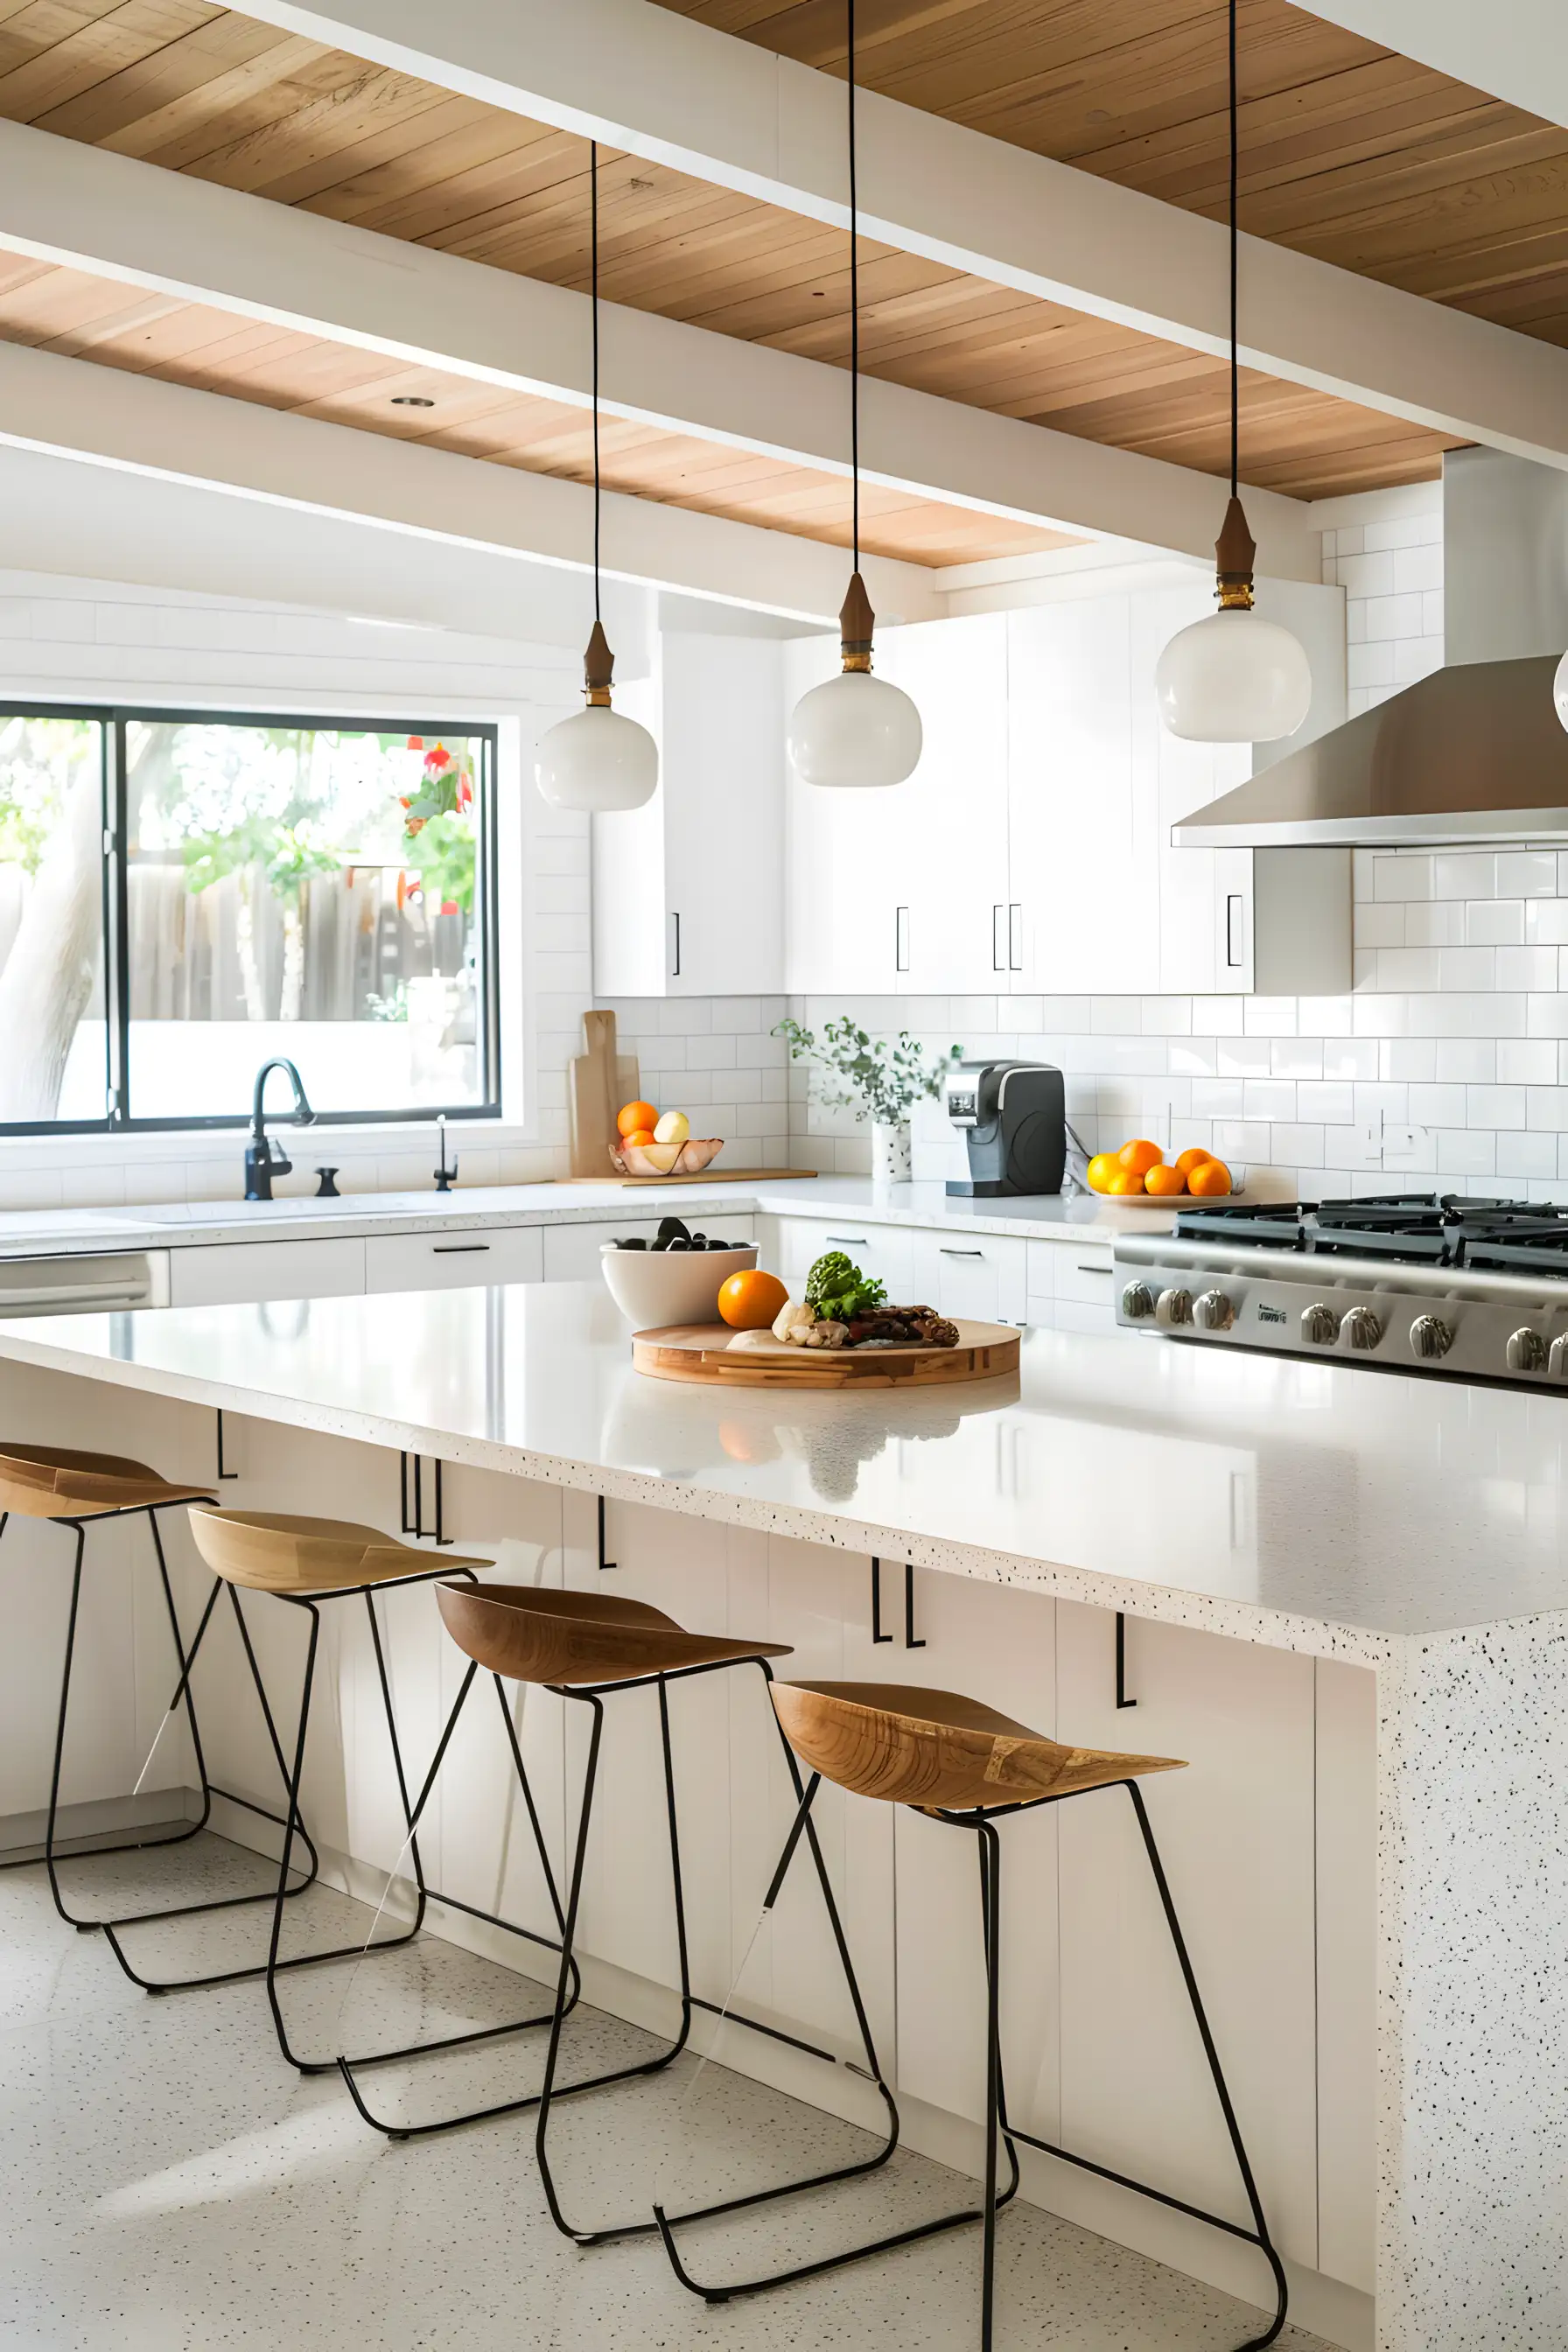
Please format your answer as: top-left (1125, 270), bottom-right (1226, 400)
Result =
top-left (395, 1578), bottom-right (902, 2256)
top-left (657, 1680), bottom-right (1288, 2351)
top-left (111, 1506), bottom-right (579, 2078)
top-left (0, 1443), bottom-right (310, 1942)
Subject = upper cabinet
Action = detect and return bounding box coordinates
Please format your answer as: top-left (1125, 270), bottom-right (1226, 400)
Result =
top-left (592, 631), bottom-right (786, 998)
top-left (785, 578), bottom-right (1350, 1000)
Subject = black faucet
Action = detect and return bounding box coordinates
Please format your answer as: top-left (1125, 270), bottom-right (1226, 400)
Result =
top-left (245, 1058), bottom-right (315, 1200)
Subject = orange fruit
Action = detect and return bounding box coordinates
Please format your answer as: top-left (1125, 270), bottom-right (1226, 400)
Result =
top-left (1106, 1169), bottom-right (1145, 1194)
top-left (1144, 1164), bottom-right (1186, 1196)
top-left (1174, 1146), bottom-right (1214, 1176)
top-left (621, 1128), bottom-right (655, 1150)
top-left (1086, 1152), bottom-right (1120, 1194)
top-left (1186, 1157), bottom-right (1233, 1198)
top-left (718, 1269), bottom-right (789, 1330)
top-left (617, 1099), bottom-right (658, 1138)
top-left (1117, 1138), bottom-right (1164, 1177)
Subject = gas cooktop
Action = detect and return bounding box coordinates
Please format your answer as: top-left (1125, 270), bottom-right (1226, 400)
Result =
top-left (1115, 1194), bottom-right (1568, 1390)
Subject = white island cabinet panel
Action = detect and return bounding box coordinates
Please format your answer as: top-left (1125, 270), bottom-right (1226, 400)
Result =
top-left (1314, 1656), bottom-right (1377, 2295)
top-left (893, 1571), bottom-right (1060, 2138)
top-left (1053, 1603), bottom-right (1320, 2278)
top-left (772, 1214), bottom-right (915, 1305)
top-left (878, 612), bottom-right (1011, 996)
top-left (365, 1226), bottom-right (542, 1292)
top-left (169, 1236), bottom-right (365, 1306)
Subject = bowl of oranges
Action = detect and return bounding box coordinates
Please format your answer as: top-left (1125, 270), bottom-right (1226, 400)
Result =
top-left (1086, 1140), bottom-right (1235, 1200)
top-left (611, 1099), bottom-right (725, 1178)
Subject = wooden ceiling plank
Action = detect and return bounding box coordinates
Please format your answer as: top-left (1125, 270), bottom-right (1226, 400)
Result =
top-left (0, 0), bottom-right (216, 121)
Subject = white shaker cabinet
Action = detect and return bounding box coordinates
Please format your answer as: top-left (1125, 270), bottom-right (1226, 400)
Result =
top-left (593, 632), bottom-right (785, 998)
top-left (364, 1226), bottom-right (543, 1292)
top-left (168, 1236), bottom-right (367, 1306)
top-left (783, 633), bottom-right (910, 994)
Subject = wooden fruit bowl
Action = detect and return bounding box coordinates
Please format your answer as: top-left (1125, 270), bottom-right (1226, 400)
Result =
top-left (611, 1138), bottom-right (725, 1178)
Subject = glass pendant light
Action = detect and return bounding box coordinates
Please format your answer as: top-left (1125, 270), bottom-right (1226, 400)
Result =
top-left (536, 142), bottom-right (659, 813)
top-left (1156, 0), bottom-right (1312, 746)
top-left (787, 0), bottom-right (921, 789)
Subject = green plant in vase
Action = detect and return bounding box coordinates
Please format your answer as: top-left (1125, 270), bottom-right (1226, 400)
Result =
top-left (775, 1015), bottom-right (962, 1183)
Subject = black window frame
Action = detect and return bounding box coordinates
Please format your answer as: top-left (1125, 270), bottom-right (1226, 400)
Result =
top-left (0, 702), bottom-right (502, 1138)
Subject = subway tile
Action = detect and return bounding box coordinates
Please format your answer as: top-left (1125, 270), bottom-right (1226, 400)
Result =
top-left (1496, 946), bottom-right (1559, 990)
top-left (1525, 900), bottom-right (1568, 944)
top-left (1437, 947), bottom-right (1496, 990)
top-left (1391, 542), bottom-right (1442, 594)
top-left (686, 1033), bottom-right (738, 1069)
top-left (1298, 996), bottom-right (1354, 1034)
top-left (1216, 1035), bottom-right (1274, 1076)
top-left (1140, 996), bottom-right (1193, 1035)
top-left (1212, 1121), bottom-right (1270, 1162)
top-left (1170, 1038), bottom-right (1219, 1076)
top-left (1270, 1124), bottom-right (1325, 1167)
top-left (709, 998), bottom-right (762, 1034)
top-left (949, 997), bottom-right (1000, 1030)
top-left (1527, 995), bottom-right (1568, 1038)
top-left (1192, 1079), bottom-right (1245, 1119)
top-left (1527, 1088), bottom-right (1568, 1130)
top-left (1191, 995), bottom-right (1245, 1035)
top-left (1422, 992), bottom-right (1524, 1037)
top-left (1432, 853), bottom-right (1496, 900)
top-left (1089, 998), bottom-right (1140, 1034)
top-left (1348, 640), bottom-right (1397, 690)
top-left (1421, 590), bottom-right (1445, 638)
top-left (1466, 1085), bottom-right (1526, 1128)
top-left (1382, 1038), bottom-right (1436, 1082)
top-left (1435, 1038), bottom-right (1496, 1083)
top-left (1350, 996), bottom-right (1407, 1038)
top-left (1499, 1039), bottom-right (1557, 1085)
top-left (1354, 902), bottom-right (1404, 948)
top-left (1242, 1079), bottom-right (1297, 1119)
top-left (1271, 1037), bottom-right (1323, 1078)
top-left (1400, 900), bottom-right (1464, 948)
top-left (1362, 592), bottom-right (1424, 642)
top-left (1373, 947), bottom-right (1441, 990)
top-left (1242, 996), bottom-right (1297, 1036)
top-left (1496, 1131), bottom-right (1558, 1180)
top-left (1354, 1082), bottom-right (1409, 1122)
top-left (1465, 900), bottom-right (1524, 945)
top-left (660, 999), bottom-right (714, 1034)
top-left (1407, 1083), bottom-right (1466, 1124)
top-left (1352, 850), bottom-right (1377, 903)
top-left (1323, 1037), bottom-right (1379, 1079)
top-left (1336, 550), bottom-right (1396, 598)
top-left (1436, 1129), bottom-right (1496, 1177)
top-left (1372, 852), bottom-right (1432, 902)
top-left (1497, 850), bottom-right (1558, 897)
top-left (1335, 525), bottom-right (1365, 557)
top-left (1297, 1081), bottom-right (1354, 1124)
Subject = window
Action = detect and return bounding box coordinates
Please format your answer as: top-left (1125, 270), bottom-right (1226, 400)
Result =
top-left (0, 708), bottom-right (499, 1133)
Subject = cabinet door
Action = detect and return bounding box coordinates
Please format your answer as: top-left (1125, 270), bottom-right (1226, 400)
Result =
top-left (1054, 1603), bottom-right (1320, 2275)
top-left (168, 1236), bottom-right (365, 1306)
top-left (773, 1215), bottom-right (915, 1305)
top-left (542, 1214), bottom-right (754, 1283)
top-left (878, 614), bottom-right (1011, 995)
top-left (911, 1230), bottom-right (1027, 1324)
top-left (1008, 598), bottom-right (1158, 998)
top-left (783, 634), bottom-right (908, 994)
top-left (661, 634), bottom-right (785, 996)
top-left (1128, 585), bottom-right (1250, 996)
top-left (364, 1225), bottom-right (543, 1292)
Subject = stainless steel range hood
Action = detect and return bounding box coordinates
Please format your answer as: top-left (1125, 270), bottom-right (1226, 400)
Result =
top-left (1175, 450), bottom-right (1568, 848)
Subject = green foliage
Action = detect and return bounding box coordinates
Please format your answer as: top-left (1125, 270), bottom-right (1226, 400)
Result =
top-left (407, 811), bottom-right (475, 915)
top-left (181, 814), bottom-right (340, 903)
top-left (774, 1015), bottom-right (962, 1125)
top-left (0, 715), bottom-right (100, 877)
top-left (805, 1250), bottom-right (886, 1321)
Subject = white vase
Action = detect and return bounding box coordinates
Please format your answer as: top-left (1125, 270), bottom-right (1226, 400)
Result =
top-left (872, 1119), bottom-right (912, 1184)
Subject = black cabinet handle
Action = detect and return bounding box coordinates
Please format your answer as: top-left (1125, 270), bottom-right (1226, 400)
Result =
top-left (432, 1242), bottom-right (490, 1254)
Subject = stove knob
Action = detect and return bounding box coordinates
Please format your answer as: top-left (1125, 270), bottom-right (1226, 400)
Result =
top-left (1408, 1313), bottom-right (1453, 1362)
top-left (1340, 1306), bottom-right (1383, 1351)
top-left (1155, 1286), bottom-right (1193, 1328)
top-left (1300, 1303), bottom-right (1340, 1346)
top-left (1549, 1334), bottom-right (1568, 1380)
top-left (1121, 1281), bottom-right (1156, 1321)
top-left (1193, 1289), bottom-right (1235, 1332)
top-left (1507, 1327), bottom-right (1548, 1374)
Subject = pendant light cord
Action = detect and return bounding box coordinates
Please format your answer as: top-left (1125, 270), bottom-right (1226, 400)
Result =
top-left (592, 133), bottom-right (606, 620)
top-left (1228, 0), bottom-right (1238, 501)
top-left (848, 0), bottom-right (860, 572)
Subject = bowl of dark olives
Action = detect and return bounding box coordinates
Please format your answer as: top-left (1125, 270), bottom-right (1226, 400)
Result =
top-left (599, 1216), bottom-right (757, 1326)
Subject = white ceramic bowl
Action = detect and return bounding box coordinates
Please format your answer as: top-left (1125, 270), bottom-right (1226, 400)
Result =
top-left (599, 1239), bottom-right (758, 1328)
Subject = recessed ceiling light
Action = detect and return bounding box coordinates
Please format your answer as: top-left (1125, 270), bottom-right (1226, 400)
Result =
top-left (391, 395), bottom-right (435, 408)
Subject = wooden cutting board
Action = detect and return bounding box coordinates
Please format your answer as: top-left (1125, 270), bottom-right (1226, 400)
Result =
top-left (632, 1320), bottom-right (1020, 1389)
top-left (569, 1009), bottom-right (640, 1179)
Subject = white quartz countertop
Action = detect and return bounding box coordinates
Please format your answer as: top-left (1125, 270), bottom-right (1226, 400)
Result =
top-left (0, 1176), bottom-right (1171, 1260)
top-left (0, 1277), bottom-right (1558, 1654)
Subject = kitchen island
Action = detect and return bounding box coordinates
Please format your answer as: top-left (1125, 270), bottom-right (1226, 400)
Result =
top-left (0, 1282), bottom-right (1562, 2352)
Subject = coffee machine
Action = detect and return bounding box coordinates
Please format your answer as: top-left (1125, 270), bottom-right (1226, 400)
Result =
top-left (943, 1060), bottom-right (1066, 1197)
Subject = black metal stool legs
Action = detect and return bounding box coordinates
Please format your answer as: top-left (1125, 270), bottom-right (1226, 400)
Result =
top-left (336, 1662), bottom-right (584, 2137)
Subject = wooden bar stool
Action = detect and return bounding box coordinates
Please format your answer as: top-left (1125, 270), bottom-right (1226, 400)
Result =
top-left (416, 1579), bottom-right (904, 2253)
top-left (162, 1508), bottom-right (581, 2078)
top-left (657, 1680), bottom-right (1288, 2351)
top-left (0, 1444), bottom-right (312, 1940)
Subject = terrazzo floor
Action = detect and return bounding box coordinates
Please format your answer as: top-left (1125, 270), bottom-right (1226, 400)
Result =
top-left (0, 1831), bottom-right (1335, 2351)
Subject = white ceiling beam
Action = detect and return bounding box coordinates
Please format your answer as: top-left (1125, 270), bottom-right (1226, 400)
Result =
top-left (1292, 3), bottom-right (1568, 131)
top-left (0, 337), bottom-right (939, 626)
top-left (236, 0), bottom-right (1568, 473)
top-left (0, 120), bottom-right (1316, 578)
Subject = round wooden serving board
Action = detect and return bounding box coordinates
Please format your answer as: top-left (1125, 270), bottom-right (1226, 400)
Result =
top-left (632, 1320), bottom-right (1020, 1389)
